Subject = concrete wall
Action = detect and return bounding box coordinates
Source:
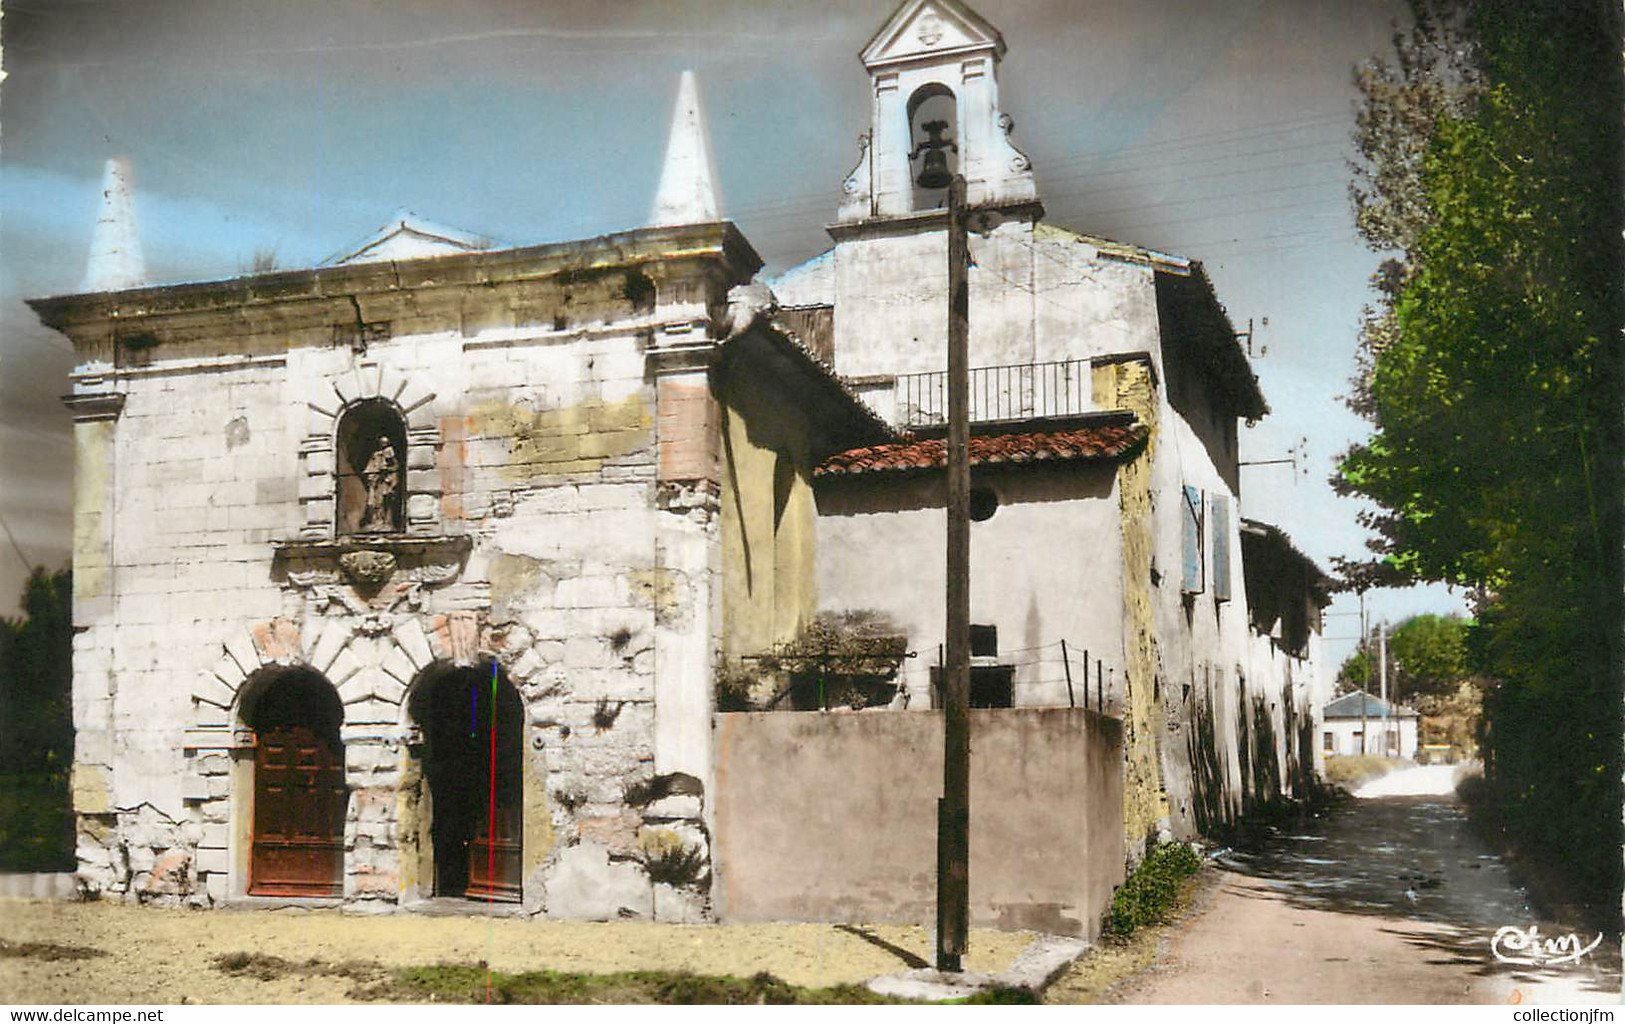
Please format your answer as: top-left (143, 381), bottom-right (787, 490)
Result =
top-left (716, 359), bottom-right (819, 660)
top-left (826, 218), bottom-right (1160, 395)
top-left (815, 464), bottom-right (1122, 709)
top-left (712, 707), bottom-right (1124, 939)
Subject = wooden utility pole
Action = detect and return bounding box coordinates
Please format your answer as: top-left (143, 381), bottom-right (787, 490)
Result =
top-left (1379, 621), bottom-right (1389, 757)
top-left (1359, 591), bottom-right (1368, 755)
top-left (937, 174), bottom-right (971, 973)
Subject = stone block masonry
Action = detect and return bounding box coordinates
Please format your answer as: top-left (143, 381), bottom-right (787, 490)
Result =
top-left (31, 221), bottom-right (763, 920)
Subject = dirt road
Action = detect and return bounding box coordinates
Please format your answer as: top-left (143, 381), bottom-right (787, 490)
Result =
top-left (1111, 766), bottom-right (1619, 1005)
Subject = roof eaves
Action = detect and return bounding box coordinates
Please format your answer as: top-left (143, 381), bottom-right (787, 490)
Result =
top-left (719, 322), bottom-right (896, 452)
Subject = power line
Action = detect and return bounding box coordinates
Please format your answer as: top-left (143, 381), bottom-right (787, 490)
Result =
top-left (719, 110), bottom-right (1358, 224)
top-left (0, 509), bottom-right (37, 575)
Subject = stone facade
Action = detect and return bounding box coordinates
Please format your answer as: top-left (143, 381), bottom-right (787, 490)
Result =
top-left (33, 222), bottom-right (884, 915)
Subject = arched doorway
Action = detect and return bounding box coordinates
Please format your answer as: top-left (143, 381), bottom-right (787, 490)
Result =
top-left (410, 663), bottom-right (523, 901)
top-left (244, 669), bottom-right (346, 897)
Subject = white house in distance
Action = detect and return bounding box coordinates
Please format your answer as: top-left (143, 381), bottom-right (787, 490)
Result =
top-left (1322, 690), bottom-right (1419, 759)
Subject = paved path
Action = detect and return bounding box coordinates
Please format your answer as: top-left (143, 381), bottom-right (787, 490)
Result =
top-left (1112, 766), bottom-right (1619, 1004)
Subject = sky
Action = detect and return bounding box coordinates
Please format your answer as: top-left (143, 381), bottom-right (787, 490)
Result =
top-left (0, 0), bottom-right (1470, 678)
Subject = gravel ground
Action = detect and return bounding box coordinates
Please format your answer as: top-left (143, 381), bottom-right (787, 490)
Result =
top-left (0, 900), bottom-right (1035, 1004)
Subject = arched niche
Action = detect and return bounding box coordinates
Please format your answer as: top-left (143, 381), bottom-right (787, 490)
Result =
top-left (298, 365), bottom-right (441, 540)
top-left (907, 82), bottom-right (959, 210)
top-left (336, 397), bottom-right (407, 536)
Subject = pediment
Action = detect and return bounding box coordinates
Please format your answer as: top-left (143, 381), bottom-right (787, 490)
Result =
top-left (328, 211), bottom-right (492, 266)
top-left (860, 0), bottom-right (1005, 69)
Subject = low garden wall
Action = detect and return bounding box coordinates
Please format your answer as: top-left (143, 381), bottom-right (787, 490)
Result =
top-left (712, 707), bottom-right (1124, 939)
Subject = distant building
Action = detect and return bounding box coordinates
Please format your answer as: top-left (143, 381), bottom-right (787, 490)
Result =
top-left (1322, 690), bottom-right (1420, 760)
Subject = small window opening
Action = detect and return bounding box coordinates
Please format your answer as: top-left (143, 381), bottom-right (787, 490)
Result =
top-left (969, 486), bottom-right (999, 522)
top-left (929, 664), bottom-right (1014, 709)
top-left (969, 624), bottom-right (998, 658)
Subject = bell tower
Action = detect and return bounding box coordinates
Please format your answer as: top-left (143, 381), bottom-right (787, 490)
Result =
top-left (838, 0), bottom-right (1037, 222)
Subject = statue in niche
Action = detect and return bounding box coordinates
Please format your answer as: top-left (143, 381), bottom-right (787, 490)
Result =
top-left (358, 433), bottom-right (400, 533)
top-left (335, 398), bottom-right (407, 537)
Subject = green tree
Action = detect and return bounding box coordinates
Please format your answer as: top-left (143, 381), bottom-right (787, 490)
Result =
top-left (0, 566), bottom-right (75, 871)
top-left (1334, 613), bottom-right (1472, 703)
top-left (1335, 648), bottom-right (1374, 695)
top-left (0, 566), bottom-right (74, 774)
top-left (1336, 0), bottom-right (1622, 912)
top-left (1387, 613), bottom-right (1469, 701)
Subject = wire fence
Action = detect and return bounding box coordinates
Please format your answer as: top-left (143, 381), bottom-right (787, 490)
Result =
top-left (886, 639), bottom-right (1123, 717)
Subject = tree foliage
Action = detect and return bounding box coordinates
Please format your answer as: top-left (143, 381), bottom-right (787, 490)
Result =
top-left (1336, 0), bottom-right (1622, 909)
top-left (0, 566), bottom-right (74, 774)
top-left (0, 566), bottom-right (75, 872)
top-left (1335, 613), bottom-right (1472, 702)
top-left (1388, 613), bottom-right (1470, 700)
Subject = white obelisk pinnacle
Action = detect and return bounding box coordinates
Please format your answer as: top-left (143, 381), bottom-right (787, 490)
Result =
top-left (649, 71), bottom-right (721, 227)
top-left (81, 158), bottom-right (145, 293)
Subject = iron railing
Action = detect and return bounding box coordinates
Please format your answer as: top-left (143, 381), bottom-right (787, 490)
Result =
top-left (892, 359), bottom-right (1091, 429)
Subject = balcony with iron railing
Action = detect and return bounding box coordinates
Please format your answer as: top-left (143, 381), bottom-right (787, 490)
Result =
top-left (889, 358), bottom-right (1093, 430)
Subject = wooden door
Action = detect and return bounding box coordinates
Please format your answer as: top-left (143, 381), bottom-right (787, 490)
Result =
top-left (466, 801), bottom-right (522, 901)
top-left (420, 667), bottom-right (523, 902)
top-left (250, 724), bottom-right (346, 897)
top-left (464, 689), bottom-right (522, 902)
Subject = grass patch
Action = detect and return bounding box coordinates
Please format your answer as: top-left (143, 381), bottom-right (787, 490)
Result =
top-left (352, 964), bottom-right (898, 1004)
top-left (347, 963), bottom-right (1037, 1005)
top-left (1321, 755), bottom-right (1399, 792)
top-left (212, 952), bottom-right (384, 983)
top-left (0, 940), bottom-right (105, 961)
top-left (1048, 868), bottom-right (1206, 1003)
top-left (1107, 842), bottom-right (1201, 938)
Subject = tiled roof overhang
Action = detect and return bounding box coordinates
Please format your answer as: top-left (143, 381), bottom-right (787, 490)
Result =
top-left (815, 411), bottom-right (1145, 478)
top-left (1240, 517), bottom-right (1335, 607)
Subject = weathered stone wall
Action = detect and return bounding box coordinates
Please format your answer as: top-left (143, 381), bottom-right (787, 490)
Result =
top-left (712, 707), bottom-right (1125, 939)
top-left (1093, 356), bottom-right (1171, 856)
top-left (1138, 357), bottom-right (1256, 847)
top-left (42, 225), bottom-right (760, 918)
top-left (1244, 629), bottom-right (1326, 799)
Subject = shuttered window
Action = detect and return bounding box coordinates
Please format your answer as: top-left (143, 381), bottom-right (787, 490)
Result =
top-left (1211, 493), bottom-right (1231, 602)
top-left (1181, 485), bottom-right (1204, 594)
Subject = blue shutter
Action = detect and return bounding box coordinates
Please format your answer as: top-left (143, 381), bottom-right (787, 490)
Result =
top-left (1212, 494), bottom-right (1231, 601)
top-left (1181, 485), bottom-right (1204, 594)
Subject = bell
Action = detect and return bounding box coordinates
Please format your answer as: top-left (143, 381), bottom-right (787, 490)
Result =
top-left (910, 119), bottom-right (957, 190)
top-left (916, 148), bottom-right (953, 190)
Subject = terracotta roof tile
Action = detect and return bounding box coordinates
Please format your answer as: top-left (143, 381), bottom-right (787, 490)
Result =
top-left (815, 422), bottom-right (1147, 477)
